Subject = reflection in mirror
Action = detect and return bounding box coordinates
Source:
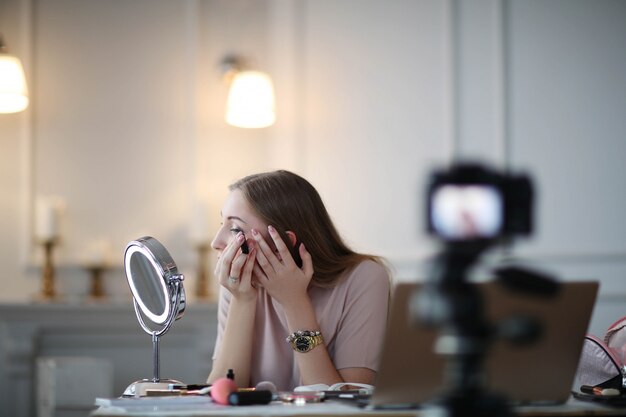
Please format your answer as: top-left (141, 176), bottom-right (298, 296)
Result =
top-left (122, 236), bottom-right (186, 397)
top-left (129, 250), bottom-right (167, 322)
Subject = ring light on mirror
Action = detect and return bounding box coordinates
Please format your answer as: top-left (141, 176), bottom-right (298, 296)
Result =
top-left (122, 236), bottom-right (186, 397)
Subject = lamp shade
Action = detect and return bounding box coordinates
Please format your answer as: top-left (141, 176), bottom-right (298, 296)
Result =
top-left (0, 52), bottom-right (29, 113)
top-left (225, 70), bottom-right (275, 128)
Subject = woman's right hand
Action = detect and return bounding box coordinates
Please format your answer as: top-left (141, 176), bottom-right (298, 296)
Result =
top-left (214, 232), bottom-right (257, 301)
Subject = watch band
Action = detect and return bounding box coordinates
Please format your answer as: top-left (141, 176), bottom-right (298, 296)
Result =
top-left (286, 330), bottom-right (324, 353)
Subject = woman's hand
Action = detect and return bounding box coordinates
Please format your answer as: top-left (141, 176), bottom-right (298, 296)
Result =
top-left (251, 225), bottom-right (314, 309)
top-left (214, 232), bottom-right (257, 302)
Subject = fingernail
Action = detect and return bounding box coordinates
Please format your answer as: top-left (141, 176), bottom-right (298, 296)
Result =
top-left (268, 225), bottom-right (276, 234)
top-left (251, 228), bottom-right (259, 236)
top-left (237, 233), bottom-right (244, 242)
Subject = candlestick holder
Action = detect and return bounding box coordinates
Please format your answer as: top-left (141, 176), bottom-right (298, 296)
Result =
top-left (195, 243), bottom-right (213, 301)
top-left (40, 239), bottom-right (59, 301)
top-left (85, 264), bottom-right (107, 301)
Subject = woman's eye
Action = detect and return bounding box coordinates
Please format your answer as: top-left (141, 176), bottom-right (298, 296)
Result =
top-left (229, 227), bottom-right (243, 235)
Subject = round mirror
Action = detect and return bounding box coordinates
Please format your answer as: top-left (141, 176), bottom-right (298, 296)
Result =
top-left (122, 236), bottom-right (186, 397)
top-left (124, 237), bottom-right (185, 327)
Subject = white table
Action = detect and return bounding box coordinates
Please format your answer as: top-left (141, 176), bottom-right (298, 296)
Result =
top-left (90, 395), bottom-right (626, 417)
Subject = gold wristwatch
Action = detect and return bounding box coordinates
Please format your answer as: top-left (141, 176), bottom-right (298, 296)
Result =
top-left (286, 330), bottom-right (324, 353)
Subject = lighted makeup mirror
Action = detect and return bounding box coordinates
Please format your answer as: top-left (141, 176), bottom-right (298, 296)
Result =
top-left (122, 236), bottom-right (186, 397)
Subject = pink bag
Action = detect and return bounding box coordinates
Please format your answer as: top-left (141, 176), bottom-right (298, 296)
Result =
top-left (574, 316), bottom-right (626, 392)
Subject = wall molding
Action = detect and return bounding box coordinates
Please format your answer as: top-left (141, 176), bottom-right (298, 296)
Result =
top-left (19, 0), bottom-right (35, 269)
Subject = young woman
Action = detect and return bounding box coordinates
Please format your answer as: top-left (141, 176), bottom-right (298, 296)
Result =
top-left (207, 170), bottom-right (390, 390)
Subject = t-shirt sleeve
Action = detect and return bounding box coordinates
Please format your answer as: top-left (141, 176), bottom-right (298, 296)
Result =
top-left (331, 260), bottom-right (390, 372)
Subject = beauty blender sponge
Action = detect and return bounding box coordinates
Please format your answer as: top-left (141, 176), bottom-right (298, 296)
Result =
top-left (211, 377), bottom-right (238, 405)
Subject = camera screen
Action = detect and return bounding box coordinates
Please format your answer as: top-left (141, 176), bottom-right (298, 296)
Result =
top-left (430, 184), bottom-right (503, 240)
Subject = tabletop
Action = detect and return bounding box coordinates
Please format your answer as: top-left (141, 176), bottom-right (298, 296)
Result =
top-left (90, 395), bottom-right (626, 417)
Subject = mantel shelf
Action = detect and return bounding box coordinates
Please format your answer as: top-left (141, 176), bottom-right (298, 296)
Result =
top-left (0, 302), bottom-right (218, 417)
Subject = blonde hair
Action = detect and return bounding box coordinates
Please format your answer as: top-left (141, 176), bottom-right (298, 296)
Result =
top-left (229, 170), bottom-right (381, 288)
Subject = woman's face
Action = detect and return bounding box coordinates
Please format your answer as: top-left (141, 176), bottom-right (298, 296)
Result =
top-left (211, 189), bottom-right (270, 254)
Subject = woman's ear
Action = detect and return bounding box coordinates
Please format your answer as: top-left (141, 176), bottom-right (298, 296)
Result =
top-left (284, 230), bottom-right (303, 268)
top-left (285, 231), bottom-right (298, 247)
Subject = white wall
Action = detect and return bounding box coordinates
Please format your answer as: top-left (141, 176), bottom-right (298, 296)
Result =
top-left (1, 0), bottom-right (625, 335)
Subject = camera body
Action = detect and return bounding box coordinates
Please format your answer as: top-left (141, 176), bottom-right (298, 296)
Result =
top-left (426, 163), bottom-right (533, 242)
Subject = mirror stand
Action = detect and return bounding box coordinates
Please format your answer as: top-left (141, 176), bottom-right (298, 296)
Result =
top-left (122, 332), bottom-right (181, 395)
top-left (122, 237), bottom-right (187, 397)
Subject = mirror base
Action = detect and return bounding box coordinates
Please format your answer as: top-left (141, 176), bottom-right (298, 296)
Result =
top-left (122, 378), bottom-right (183, 398)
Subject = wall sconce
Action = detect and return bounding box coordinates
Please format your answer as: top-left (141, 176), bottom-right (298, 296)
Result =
top-left (0, 34), bottom-right (29, 114)
top-left (222, 55), bottom-right (276, 129)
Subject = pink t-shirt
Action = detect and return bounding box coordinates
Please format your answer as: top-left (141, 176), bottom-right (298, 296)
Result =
top-left (212, 259), bottom-right (390, 390)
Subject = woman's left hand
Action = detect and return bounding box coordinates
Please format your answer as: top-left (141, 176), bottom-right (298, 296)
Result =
top-left (251, 225), bottom-right (314, 308)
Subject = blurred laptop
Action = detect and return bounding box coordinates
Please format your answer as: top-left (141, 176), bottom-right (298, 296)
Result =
top-left (370, 280), bottom-right (598, 408)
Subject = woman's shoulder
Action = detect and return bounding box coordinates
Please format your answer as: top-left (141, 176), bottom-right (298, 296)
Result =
top-left (341, 258), bottom-right (390, 291)
top-left (349, 258), bottom-right (388, 275)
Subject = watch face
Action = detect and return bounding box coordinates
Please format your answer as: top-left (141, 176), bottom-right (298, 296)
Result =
top-left (294, 336), bottom-right (311, 353)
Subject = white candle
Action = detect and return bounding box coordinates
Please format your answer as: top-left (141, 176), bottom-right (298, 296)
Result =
top-left (82, 239), bottom-right (112, 267)
top-left (35, 196), bottom-right (63, 241)
top-left (190, 201), bottom-right (209, 245)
